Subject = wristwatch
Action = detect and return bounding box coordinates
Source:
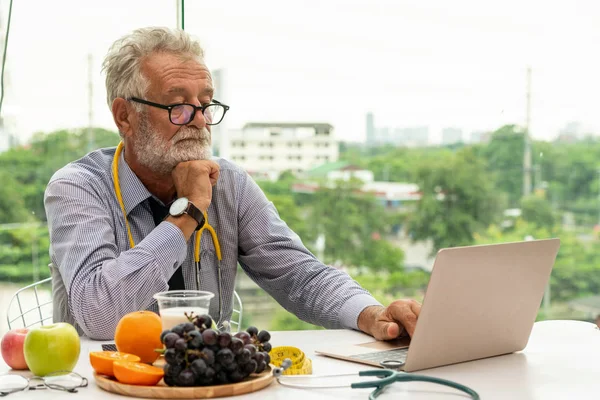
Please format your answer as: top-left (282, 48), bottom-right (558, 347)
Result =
top-left (169, 197), bottom-right (205, 231)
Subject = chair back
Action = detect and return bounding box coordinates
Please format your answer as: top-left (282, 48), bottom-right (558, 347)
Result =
top-left (6, 277), bottom-right (53, 330)
top-left (230, 290), bottom-right (244, 332)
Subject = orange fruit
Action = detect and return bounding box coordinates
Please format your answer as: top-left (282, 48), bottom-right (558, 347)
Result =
top-left (114, 311), bottom-right (163, 364)
top-left (113, 361), bottom-right (164, 386)
top-left (89, 351), bottom-right (141, 377)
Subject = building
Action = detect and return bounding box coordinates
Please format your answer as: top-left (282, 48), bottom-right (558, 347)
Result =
top-left (441, 127), bottom-right (463, 145)
top-left (227, 122), bottom-right (338, 178)
top-left (294, 161), bottom-right (421, 212)
top-left (365, 112), bottom-right (376, 146)
top-left (469, 130), bottom-right (491, 144)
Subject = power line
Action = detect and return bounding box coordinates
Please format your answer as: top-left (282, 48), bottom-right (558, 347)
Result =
top-left (523, 66), bottom-right (533, 197)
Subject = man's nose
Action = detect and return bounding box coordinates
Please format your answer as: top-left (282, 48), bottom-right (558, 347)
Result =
top-left (187, 107), bottom-right (207, 129)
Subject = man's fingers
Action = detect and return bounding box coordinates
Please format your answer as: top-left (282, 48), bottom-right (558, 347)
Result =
top-left (410, 300), bottom-right (422, 317)
top-left (387, 301), bottom-right (419, 338)
top-left (376, 322), bottom-right (400, 340)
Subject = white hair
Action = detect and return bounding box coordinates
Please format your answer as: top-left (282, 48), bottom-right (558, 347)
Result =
top-left (102, 26), bottom-right (205, 113)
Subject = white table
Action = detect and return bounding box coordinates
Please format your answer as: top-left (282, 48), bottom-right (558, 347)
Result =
top-left (2, 320), bottom-right (599, 399)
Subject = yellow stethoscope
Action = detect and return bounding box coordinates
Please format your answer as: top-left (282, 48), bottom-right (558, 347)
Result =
top-left (111, 141), bottom-right (225, 327)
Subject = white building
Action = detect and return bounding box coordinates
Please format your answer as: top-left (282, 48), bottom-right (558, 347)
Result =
top-left (227, 122), bottom-right (338, 178)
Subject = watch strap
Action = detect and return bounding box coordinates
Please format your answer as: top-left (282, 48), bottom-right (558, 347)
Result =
top-left (186, 202), bottom-right (206, 231)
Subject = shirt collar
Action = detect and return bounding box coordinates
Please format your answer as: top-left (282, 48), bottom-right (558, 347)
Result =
top-left (116, 149), bottom-right (154, 215)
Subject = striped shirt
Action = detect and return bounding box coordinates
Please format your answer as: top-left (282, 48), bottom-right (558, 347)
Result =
top-left (44, 147), bottom-right (382, 340)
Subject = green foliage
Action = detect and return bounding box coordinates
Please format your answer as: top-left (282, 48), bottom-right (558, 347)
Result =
top-left (520, 194), bottom-right (555, 229)
top-left (408, 147), bottom-right (506, 253)
top-left (0, 128), bottom-right (120, 222)
top-left (478, 125), bottom-right (525, 206)
top-left (0, 128), bottom-right (119, 281)
top-left (306, 179), bottom-right (404, 271)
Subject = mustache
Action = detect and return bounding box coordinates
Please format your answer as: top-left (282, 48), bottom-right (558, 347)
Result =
top-left (174, 128), bottom-right (210, 143)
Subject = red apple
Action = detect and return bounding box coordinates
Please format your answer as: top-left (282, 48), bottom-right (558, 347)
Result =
top-left (1, 328), bottom-right (29, 370)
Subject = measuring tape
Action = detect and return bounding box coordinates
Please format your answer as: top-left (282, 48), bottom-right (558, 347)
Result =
top-left (269, 346), bottom-right (313, 375)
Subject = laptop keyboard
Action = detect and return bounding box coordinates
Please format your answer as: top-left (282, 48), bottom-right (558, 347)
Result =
top-left (350, 347), bottom-right (409, 364)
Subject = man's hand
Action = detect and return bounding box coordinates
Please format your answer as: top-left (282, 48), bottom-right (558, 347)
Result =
top-left (357, 300), bottom-right (422, 341)
top-left (171, 160), bottom-right (220, 212)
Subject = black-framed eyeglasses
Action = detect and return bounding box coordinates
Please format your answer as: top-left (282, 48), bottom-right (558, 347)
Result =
top-left (0, 371), bottom-right (88, 396)
top-left (129, 97), bottom-right (229, 126)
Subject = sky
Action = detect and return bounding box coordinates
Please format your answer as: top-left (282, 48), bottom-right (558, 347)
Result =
top-left (0, 0), bottom-right (599, 145)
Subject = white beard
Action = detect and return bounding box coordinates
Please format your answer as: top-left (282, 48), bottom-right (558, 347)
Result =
top-left (133, 113), bottom-right (213, 175)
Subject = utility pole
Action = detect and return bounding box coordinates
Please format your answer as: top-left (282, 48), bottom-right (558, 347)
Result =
top-left (523, 67), bottom-right (532, 197)
top-left (87, 53), bottom-right (94, 152)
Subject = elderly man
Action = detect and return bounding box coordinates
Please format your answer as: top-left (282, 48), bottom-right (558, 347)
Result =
top-left (44, 27), bottom-right (420, 340)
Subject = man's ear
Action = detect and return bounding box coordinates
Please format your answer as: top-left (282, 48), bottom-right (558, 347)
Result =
top-left (112, 98), bottom-right (134, 138)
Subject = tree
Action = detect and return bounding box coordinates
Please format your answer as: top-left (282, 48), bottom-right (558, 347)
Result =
top-left (305, 179), bottom-right (405, 272)
top-left (0, 128), bottom-right (120, 221)
top-left (520, 194), bottom-right (555, 229)
top-left (409, 147), bottom-right (505, 253)
top-left (478, 125), bottom-right (525, 206)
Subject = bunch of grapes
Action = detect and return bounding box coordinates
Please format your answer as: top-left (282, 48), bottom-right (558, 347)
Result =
top-left (158, 314), bottom-right (273, 387)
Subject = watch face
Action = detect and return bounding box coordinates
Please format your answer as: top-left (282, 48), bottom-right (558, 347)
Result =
top-left (169, 197), bottom-right (189, 216)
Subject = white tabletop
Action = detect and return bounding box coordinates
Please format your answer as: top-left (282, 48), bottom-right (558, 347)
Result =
top-left (2, 320), bottom-right (599, 399)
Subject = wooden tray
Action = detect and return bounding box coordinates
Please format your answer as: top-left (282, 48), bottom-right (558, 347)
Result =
top-left (94, 368), bottom-right (274, 399)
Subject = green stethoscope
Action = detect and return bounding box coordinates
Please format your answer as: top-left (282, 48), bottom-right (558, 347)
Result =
top-left (275, 363), bottom-right (480, 400)
top-left (111, 141), bottom-right (226, 328)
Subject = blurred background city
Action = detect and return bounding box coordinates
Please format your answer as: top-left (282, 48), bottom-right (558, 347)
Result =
top-left (1, 0), bottom-right (600, 333)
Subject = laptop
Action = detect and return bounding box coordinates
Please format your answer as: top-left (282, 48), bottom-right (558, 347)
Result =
top-left (316, 238), bottom-right (561, 372)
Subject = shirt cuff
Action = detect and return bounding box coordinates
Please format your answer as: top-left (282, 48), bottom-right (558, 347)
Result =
top-left (146, 221), bottom-right (188, 272)
top-left (339, 294), bottom-right (384, 330)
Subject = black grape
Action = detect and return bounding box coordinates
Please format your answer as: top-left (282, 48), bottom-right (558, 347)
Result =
top-left (174, 338), bottom-right (187, 352)
top-left (201, 348), bottom-right (215, 365)
top-left (236, 348), bottom-right (251, 364)
top-left (196, 376), bottom-right (213, 385)
top-left (187, 353), bottom-right (198, 363)
top-left (254, 351), bottom-right (266, 364)
top-left (217, 332), bottom-right (232, 348)
top-left (262, 342), bottom-right (272, 353)
top-left (163, 333), bottom-right (179, 349)
top-left (187, 331), bottom-right (203, 350)
top-left (257, 330), bottom-right (271, 343)
top-left (202, 329), bottom-right (218, 346)
top-left (216, 348), bottom-right (234, 365)
top-left (255, 360), bottom-right (267, 374)
top-left (182, 322), bottom-right (196, 333)
top-left (224, 362), bottom-right (238, 373)
top-left (191, 359), bottom-right (207, 376)
top-left (244, 344), bottom-right (257, 357)
top-left (160, 330), bottom-right (171, 343)
top-left (229, 338), bottom-right (244, 355)
top-left (164, 374), bottom-right (176, 386)
top-left (164, 349), bottom-right (177, 364)
top-left (264, 352), bottom-right (271, 365)
top-left (229, 369), bottom-right (245, 383)
top-left (195, 314), bottom-right (213, 330)
top-left (246, 326), bottom-right (258, 337)
top-left (245, 359), bottom-right (257, 375)
top-left (177, 369), bottom-right (196, 386)
top-left (234, 331), bottom-right (251, 345)
top-left (164, 363), bottom-right (183, 378)
top-left (205, 367), bottom-right (216, 380)
top-left (171, 324), bottom-right (185, 337)
top-left (215, 370), bottom-right (229, 384)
